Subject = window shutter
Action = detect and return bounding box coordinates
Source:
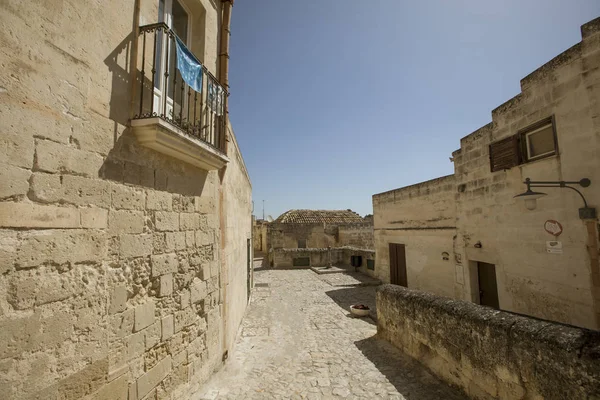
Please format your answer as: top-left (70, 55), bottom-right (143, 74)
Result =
top-left (489, 135), bottom-right (520, 172)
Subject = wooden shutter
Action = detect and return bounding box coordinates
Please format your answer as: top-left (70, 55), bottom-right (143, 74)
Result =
top-left (489, 135), bottom-right (520, 172)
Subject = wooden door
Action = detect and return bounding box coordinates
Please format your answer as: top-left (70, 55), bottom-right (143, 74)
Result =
top-left (389, 243), bottom-right (407, 286)
top-left (477, 262), bottom-right (499, 308)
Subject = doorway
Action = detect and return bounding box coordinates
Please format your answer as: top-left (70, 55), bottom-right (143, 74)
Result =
top-left (247, 239), bottom-right (251, 301)
top-left (389, 243), bottom-right (407, 286)
top-left (477, 262), bottom-right (499, 309)
top-left (153, 0), bottom-right (192, 119)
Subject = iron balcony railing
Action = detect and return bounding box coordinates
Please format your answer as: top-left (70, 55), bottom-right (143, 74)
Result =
top-left (134, 23), bottom-right (227, 153)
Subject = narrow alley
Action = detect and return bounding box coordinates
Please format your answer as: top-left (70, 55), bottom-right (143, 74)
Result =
top-left (194, 258), bottom-right (467, 400)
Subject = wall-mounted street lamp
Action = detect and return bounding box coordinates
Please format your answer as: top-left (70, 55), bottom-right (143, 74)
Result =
top-left (514, 178), bottom-right (596, 219)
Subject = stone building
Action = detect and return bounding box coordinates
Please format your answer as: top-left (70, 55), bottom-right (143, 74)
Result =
top-left (373, 17), bottom-right (600, 330)
top-left (0, 1), bottom-right (253, 399)
top-left (252, 218), bottom-right (268, 253)
top-left (268, 209), bottom-right (375, 270)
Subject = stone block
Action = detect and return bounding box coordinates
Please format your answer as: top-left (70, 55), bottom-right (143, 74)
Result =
top-left (190, 278), bottom-right (207, 304)
top-left (195, 230), bottom-right (212, 247)
top-left (110, 309), bottom-right (134, 340)
top-left (0, 163), bottom-right (30, 198)
top-left (158, 273), bottom-right (173, 297)
top-left (195, 195), bottom-right (215, 214)
top-left (0, 313), bottom-right (41, 358)
top-left (128, 382), bottom-right (137, 400)
top-left (144, 322), bottom-right (161, 350)
top-left (151, 253), bottom-right (178, 277)
top-left (210, 261), bottom-right (219, 278)
top-left (109, 210), bottom-right (145, 234)
top-left (0, 132), bottom-right (34, 169)
top-left (179, 289), bottom-right (190, 309)
top-left (179, 213), bottom-right (199, 231)
top-left (35, 139), bottom-right (104, 177)
top-left (0, 231), bottom-right (18, 275)
top-left (199, 263), bottom-right (211, 280)
top-left (31, 173), bottom-right (112, 207)
top-left (0, 202), bottom-right (80, 228)
top-left (35, 275), bottom-right (70, 306)
top-left (13, 230), bottom-right (107, 269)
top-left (172, 195), bottom-right (195, 212)
top-left (57, 358), bottom-right (108, 400)
top-left (154, 211), bottom-right (179, 231)
top-left (136, 356), bottom-right (172, 399)
top-left (80, 207), bottom-right (108, 229)
top-left (63, 175), bottom-right (112, 207)
top-left (109, 285), bottom-right (128, 314)
top-left (7, 274), bottom-right (37, 310)
top-left (165, 232), bottom-right (186, 252)
top-left (119, 234), bottom-right (152, 258)
top-left (29, 172), bottom-right (61, 203)
top-left (185, 231), bottom-right (195, 248)
top-left (134, 301), bottom-right (155, 332)
top-left (146, 191), bottom-right (172, 211)
top-left (111, 184), bottom-right (145, 210)
top-left (187, 335), bottom-right (206, 361)
top-left (153, 233), bottom-right (166, 254)
top-left (85, 375), bottom-right (128, 400)
top-left (161, 315), bottom-right (174, 341)
top-left (36, 311), bottom-right (74, 350)
top-left (207, 276), bottom-right (218, 294)
top-left (174, 308), bottom-right (196, 333)
top-left (172, 350), bottom-right (186, 367)
top-left (126, 330), bottom-right (145, 360)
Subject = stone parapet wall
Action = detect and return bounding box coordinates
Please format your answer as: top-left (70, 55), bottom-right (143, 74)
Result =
top-left (377, 284), bottom-right (600, 400)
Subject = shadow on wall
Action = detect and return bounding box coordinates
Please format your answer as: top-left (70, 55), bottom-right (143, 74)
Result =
top-left (353, 336), bottom-right (468, 400)
top-left (100, 30), bottom-right (209, 196)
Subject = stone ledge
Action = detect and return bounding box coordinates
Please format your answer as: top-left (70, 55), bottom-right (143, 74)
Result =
top-left (131, 117), bottom-right (229, 171)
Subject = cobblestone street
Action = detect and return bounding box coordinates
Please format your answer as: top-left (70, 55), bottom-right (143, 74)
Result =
top-left (194, 260), bottom-right (466, 400)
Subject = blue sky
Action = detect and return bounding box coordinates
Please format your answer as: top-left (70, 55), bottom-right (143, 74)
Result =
top-left (228, 1), bottom-right (599, 219)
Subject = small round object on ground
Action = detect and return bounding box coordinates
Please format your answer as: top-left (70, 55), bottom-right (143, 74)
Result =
top-left (350, 304), bottom-right (370, 317)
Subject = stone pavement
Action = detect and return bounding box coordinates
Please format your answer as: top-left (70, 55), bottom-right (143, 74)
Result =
top-left (192, 264), bottom-right (467, 400)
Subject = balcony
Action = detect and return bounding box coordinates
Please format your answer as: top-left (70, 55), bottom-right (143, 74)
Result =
top-left (131, 23), bottom-right (228, 171)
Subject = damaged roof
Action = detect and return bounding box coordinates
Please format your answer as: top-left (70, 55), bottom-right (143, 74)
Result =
top-left (274, 209), bottom-right (364, 224)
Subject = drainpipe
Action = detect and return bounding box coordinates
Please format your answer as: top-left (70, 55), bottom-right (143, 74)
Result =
top-left (218, 0), bottom-right (234, 362)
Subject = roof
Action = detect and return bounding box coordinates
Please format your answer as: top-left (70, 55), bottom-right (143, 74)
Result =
top-left (274, 209), bottom-right (364, 224)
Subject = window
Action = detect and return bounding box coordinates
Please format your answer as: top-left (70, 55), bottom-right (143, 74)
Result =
top-left (154, 0), bottom-right (191, 119)
top-left (489, 117), bottom-right (557, 172)
top-left (367, 259), bottom-right (375, 270)
top-left (522, 121), bottom-right (556, 161)
top-left (297, 239), bottom-right (306, 249)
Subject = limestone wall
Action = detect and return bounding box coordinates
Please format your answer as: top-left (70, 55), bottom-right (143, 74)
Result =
top-left (268, 223), bottom-right (335, 249)
top-left (272, 247), bottom-right (375, 269)
top-left (0, 1), bottom-right (251, 399)
top-left (220, 126), bottom-right (252, 368)
top-left (267, 221), bottom-right (374, 252)
top-left (372, 175), bottom-right (457, 298)
top-left (337, 223), bottom-right (374, 249)
top-left (451, 18), bottom-right (600, 329)
top-left (377, 284), bottom-right (600, 400)
top-left (252, 221), bottom-right (268, 253)
top-left (372, 18), bottom-right (600, 329)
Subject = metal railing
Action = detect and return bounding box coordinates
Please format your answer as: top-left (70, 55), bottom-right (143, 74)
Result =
top-left (133, 23), bottom-right (227, 153)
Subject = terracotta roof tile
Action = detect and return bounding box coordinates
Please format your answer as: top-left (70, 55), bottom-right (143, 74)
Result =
top-left (274, 209), bottom-right (363, 224)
